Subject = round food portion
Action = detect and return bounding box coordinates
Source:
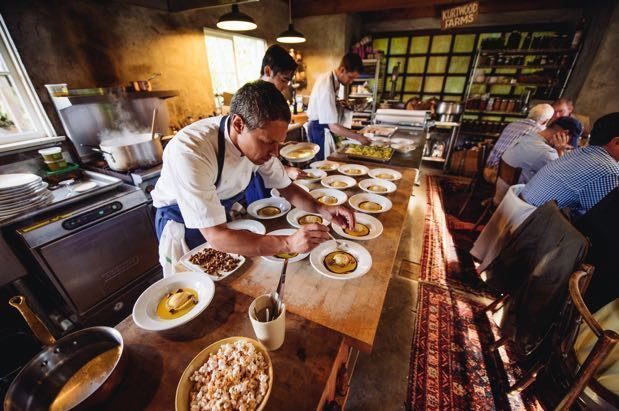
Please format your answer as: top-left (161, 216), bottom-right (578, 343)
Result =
top-left (156, 288), bottom-right (198, 320)
top-left (318, 195), bottom-right (337, 205)
top-left (298, 214), bottom-right (323, 225)
top-left (318, 165), bottom-right (335, 171)
top-left (359, 201), bottom-right (382, 211)
top-left (324, 251), bottom-right (357, 274)
top-left (345, 168), bottom-right (362, 175)
top-left (287, 148), bottom-right (314, 159)
top-left (329, 180), bottom-right (348, 188)
top-left (274, 252), bottom-right (299, 259)
top-left (257, 206), bottom-right (281, 217)
top-left (368, 185), bottom-right (387, 193)
top-left (376, 173), bottom-right (395, 180)
top-left (343, 223), bottom-right (370, 237)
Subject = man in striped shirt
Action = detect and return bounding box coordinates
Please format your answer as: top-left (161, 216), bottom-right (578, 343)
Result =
top-left (521, 112), bottom-right (619, 217)
top-left (483, 104), bottom-right (554, 183)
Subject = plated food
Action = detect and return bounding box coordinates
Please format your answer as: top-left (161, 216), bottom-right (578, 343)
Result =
top-left (262, 229), bottom-right (309, 263)
top-left (337, 164), bottom-right (369, 176)
top-left (180, 243), bottom-right (246, 282)
top-left (309, 240), bottom-right (372, 280)
top-left (360, 125), bottom-right (397, 137)
top-left (280, 142), bottom-right (320, 163)
top-left (132, 272), bottom-right (215, 331)
top-left (332, 213), bottom-right (383, 241)
top-left (309, 188), bottom-right (348, 206)
top-left (358, 178), bottom-right (397, 195)
top-left (349, 193), bottom-right (393, 214)
top-left (286, 208), bottom-right (330, 229)
top-left (310, 160), bottom-right (341, 172)
top-left (247, 197), bottom-right (291, 220)
top-left (368, 168), bottom-right (402, 181)
top-left (175, 337), bottom-right (272, 411)
top-left (343, 145), bottom-right (394, 161)
top-left (298, 168), bottom-right (327, 182)
top-left (320, 175), bottom-right (356, 190)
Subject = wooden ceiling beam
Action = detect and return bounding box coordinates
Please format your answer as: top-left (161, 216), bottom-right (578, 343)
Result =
top-left (291, 0), bottom-right (458, 18)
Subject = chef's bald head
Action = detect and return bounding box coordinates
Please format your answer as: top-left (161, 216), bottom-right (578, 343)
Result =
top-left (231, 81), bottom-right (291, 130)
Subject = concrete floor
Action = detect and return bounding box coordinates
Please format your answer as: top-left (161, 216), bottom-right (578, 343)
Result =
top-left (346, 168), bottom-right (430, 411)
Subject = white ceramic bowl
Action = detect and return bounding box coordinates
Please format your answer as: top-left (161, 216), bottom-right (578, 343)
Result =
top-left (309, 240), bottom-right (372, 280)
top-left (132, 271), bottom-right (215, 331)
top-left (261, 228), bottom-right (309, 263)
top-left (332, 213), bottom-right (383, 241)
top-left (280, 142), bottom-right (320, 163)
top-left (321, 175), bottom-right (357, 190)
top-left (298, 168), bottom-right (327, 183)
top-left (358, 178), bottom-right (397, 195)
top-left (227, 219), bottom-right (266, 234)
top-left (337, 164), bottom-right (369, 177)
top-left (286, 208), bottom-right (330, 229)
top-left (309, 188), bottom-right (348, 206)
top-left (390, 143), bottom-right (416, 154)
top-left (247, 197), bottom-right (291, 220)
top-left (310, 160), bottom-right (341, 172)
top-left (348, 193), bottom-right (393, 214)
top-left (368, 168), bottom-right (402, 181)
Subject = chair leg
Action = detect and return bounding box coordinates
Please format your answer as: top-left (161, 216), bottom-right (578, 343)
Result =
top-left (489, 335), bottom-right (509, 352)
top-left (472, 200), bottom-right (493, 231)
top-left (457, 177), bottom-right (478, 218)
top-left (484, 294), bottom-right (509, 313)
top-left (509, 362), bottom-right (545, 393)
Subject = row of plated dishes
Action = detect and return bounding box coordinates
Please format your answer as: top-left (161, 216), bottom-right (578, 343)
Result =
top-left (131, 160), bottom-right (403, 410)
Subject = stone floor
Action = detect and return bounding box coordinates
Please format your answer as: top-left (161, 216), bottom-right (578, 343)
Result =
top-left (346, 167), bottom-right (434, 411)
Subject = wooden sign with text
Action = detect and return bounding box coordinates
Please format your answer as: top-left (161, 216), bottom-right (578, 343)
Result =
top-left (441, 1), bottom-right (479, 30)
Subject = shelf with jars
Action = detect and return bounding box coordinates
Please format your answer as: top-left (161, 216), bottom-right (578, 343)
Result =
top-left (346, 55), bottom-right (386, 125)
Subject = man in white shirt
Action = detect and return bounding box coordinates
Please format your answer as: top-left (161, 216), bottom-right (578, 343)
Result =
top-left (152, 81), bottom-right (355, 255)
top-left (307, 53), bottom-right (370, 160)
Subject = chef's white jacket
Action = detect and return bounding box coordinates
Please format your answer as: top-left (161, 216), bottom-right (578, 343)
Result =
top-left (307, 71), bottom-right (341, 125)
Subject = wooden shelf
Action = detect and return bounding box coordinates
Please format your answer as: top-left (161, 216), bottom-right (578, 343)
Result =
top-left (349, 92), bottom-right (373, 98)
top-left (478, 64), bottom-right (561, 69)
top-left (460, 130), bottom-right (502, 138)
top-left (422, 156), bottom-right (446, 163)
top-left (472, 81), bottom-right (557, 87)
top-left (465, 109), bottom-right (527, 117)
top-left (480, 48), bottom-right (576, 54)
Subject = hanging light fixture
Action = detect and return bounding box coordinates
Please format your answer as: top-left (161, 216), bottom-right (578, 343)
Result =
top-left (277, 0), bottom-right (306, 43)
top-left (217, 4), bottom-right (257, 31)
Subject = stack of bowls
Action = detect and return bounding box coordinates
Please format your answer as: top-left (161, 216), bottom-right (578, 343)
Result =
top-left (0, 173), bottom-right (53, 219)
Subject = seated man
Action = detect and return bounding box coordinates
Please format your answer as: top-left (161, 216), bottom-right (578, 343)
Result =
top-left (521, 112), bottom-right (619, 216)
top-left (502, 116), bottom-right (582, 184)
top-left (549, 97), bottom-right (574, 123)
top-left (483, 104), bottom-right (554, 182)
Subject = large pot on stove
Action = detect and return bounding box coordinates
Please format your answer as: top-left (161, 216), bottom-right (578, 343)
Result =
top-left (84, 132), bottom-right (163, 172)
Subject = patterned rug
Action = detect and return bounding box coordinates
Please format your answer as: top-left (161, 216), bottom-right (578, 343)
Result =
top-left (407, 283), bottom-right (543, 410)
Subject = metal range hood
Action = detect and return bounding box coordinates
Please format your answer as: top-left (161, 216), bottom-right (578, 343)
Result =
top-left (112, 0), bottom-right (259, 13)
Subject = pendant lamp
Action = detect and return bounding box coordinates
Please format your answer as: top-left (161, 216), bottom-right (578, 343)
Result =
top-left (277, 0), bottom-right (306, 43)
top-left (217, 4), bottom-right (257, 31)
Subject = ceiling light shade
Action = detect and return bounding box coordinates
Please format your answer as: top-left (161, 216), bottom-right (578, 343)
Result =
top-left (277, 23), bottom-right (306, 43)
top-left (217, 4), bottom-right (257, 31)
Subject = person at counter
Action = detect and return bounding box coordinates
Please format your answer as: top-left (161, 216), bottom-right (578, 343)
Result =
top-left (152, 81), bottom-right (355, 255)
top-left (306, 53), bottom-right (370, 161)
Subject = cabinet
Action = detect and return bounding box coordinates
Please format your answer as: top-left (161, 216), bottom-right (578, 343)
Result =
top-left (347, 56), bottom-right (386, 127)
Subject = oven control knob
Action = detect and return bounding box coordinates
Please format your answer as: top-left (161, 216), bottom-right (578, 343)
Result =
top-left (113, 302), bottom-right (124, 311)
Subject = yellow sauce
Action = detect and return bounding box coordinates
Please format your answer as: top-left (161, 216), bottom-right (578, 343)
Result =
top-left (156, 288), bottom-right (199, 320)
top-left (318, 196), bottom-right (337, 205)
top-left (298, 215), bottom-right (323, 225)
top-left (344, 223), bottom-right (370, 237)
top-left (376, 173), bottom-right (395, 180)
top-left (345, 169), bottom-right (362, 175)
top-left (329, 181), bottom-right (348, 188)
top-left (318, 165), bottom-right (335, 171)
top-left (50, 345), bottom-right (122, 411)
top-left (274, 252), bottom-right (299, 259)
top-left (368, 185), bottom-right (387, 193)
top-left (257, 206), bottom-right (281, 217)
top-left (324, 251), bottom-right (357, 274)
top-left (287, 149), bottom-right (314, 159)
top-left (359, 201), bottom-right (382, 211)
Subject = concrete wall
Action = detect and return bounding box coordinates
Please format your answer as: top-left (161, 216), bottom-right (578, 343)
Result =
top-left (0, 0), bottom-right (288, 134)
top-left (574, 2), bottom-right (619, 122)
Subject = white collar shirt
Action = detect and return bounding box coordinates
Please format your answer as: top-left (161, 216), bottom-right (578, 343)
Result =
top-left (151, 116), bottom-right (291, 229)
top-left (307, 71), bottom-right (340, 124)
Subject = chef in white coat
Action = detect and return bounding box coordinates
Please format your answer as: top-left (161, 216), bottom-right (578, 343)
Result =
top-left (152, 81), bottom-right (355, 259)
top-left (306, 53), bottom-right (370, 160)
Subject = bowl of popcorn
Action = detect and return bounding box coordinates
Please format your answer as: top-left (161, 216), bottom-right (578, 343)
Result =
top-left (175, 337), bottom-right (273, 411)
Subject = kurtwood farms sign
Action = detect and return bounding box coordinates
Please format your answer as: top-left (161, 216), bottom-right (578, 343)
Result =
top-left (441, 1), bottom-right (479, 30)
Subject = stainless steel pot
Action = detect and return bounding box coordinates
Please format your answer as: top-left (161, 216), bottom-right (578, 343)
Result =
top-left (436, 101), bottom-right (463, 122)
top-left (84, 132), bottom-right (163, 172)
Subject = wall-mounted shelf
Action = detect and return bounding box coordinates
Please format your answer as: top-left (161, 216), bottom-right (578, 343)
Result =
top-left (464, 109), bottom-right (527, 116)
top-left (479, 48), bottom-right (576, 54)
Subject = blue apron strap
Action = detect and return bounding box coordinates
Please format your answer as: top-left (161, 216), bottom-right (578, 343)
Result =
top-left (215, 115), bottom-right (228, 188)
top-left (244, 172), bottom-right (268, 205)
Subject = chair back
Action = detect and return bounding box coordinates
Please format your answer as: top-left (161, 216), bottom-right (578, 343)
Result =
top-left (497, 158), bottom-right (522, 186)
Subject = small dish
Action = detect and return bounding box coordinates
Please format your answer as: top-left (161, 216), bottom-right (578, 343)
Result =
top-left (309, 188), bottom-right (348, 206)
top-left (247, 197), bottom-right (291, 220)
top-left (368, 168), bottom-right (402, 181)
top-left (337, 164), bottom-right (369, 177)
top-left (310, 160), bottom-right (341, 172)
top-left (298, 168), bottom-right (327, 183)
top-left (320, 175), bottom-right (357, 190)
top-left (390, 137), bottom-right (412, 145)
top-left (132, 271), bottom-right (215, 331)
top-left (286, 208), bottom-right (330, 229)
top-left (332, 213), bottom-right (383, 241)
top-left (261, 228), bottom-right (309, 263)
top-left (309, 240), bottom-right (372, 280)
top-left (227, 219), bottom-right (266, 234)
top-left (293, 180), bottom-right (312, 192)
top-left (72, 181), bottom-right (98, 192)
top-left (180, 243), bottom-right (246, 281)
top-left (348, 193), bottom-right (393, 214)
top-left (390, 143), bottom-right (416, 154)
top-left (358, 178), bottom-right (397, 195)
top-left (280, 142), bottom-right (320, 163)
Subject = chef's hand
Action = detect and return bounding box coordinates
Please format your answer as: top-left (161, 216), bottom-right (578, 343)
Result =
top-left (320, 204), bottom-right (356, 230)
top-left (286, 223), bottom-right (330, 253)
top-left (285, 166), bottom-right (308, 180)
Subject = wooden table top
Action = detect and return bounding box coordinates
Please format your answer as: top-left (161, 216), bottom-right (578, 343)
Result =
top-left (107, 287), bottom-right (342, 411)
top-left (218, 164), bottom-right (416, 352)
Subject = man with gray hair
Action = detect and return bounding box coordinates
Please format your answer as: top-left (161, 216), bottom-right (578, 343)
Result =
top-left (152, 80), bottom-right (355, 257)
top-left (483, 103), bottom-right (555, 183)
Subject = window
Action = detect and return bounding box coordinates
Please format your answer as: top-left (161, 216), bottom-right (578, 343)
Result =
top-left (203, 29), bottom-right (266, 100)
top-left (0, 15), bottom-right (55, 146)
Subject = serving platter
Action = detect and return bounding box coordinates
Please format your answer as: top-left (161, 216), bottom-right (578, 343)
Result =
top-left (180, 243), bottom-right (246, 282)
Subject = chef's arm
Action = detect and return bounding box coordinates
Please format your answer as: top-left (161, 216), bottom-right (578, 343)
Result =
top-left (328, 124), bottom-right (370, 144)
top-left (199, 226), bottom-right (289, 256)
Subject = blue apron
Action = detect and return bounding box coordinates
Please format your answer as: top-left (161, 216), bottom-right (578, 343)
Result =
top-left (154, 115), bottom-right (248, 249)
top-left (308, 120), bottom-right (329, 161)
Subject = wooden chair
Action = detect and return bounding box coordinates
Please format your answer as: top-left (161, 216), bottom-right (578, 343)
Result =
top-left (471, 158), bottom-right (521, 231)
top-left (457, 143), bottom-right (489, 218)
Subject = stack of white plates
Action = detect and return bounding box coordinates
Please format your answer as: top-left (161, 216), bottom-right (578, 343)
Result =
top-left (0, 173), bottom-right (53, 219)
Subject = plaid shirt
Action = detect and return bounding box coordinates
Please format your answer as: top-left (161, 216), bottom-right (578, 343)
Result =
top-left (486, 119), bottom-right (543, 168)
top-left (521, 146), bottom-right (619, 216)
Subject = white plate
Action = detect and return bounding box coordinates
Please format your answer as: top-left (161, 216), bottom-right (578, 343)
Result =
top-left (180, 243), bottom-right (246, 282)
top-left (341, 139), bottom-right (362, 146)
top-left (368, 168), bottom-right (402, 181)
top-left (310, 160), bottom-right (341, 172)
top-left (309, 188), bottom-right (348, 206)
top-left (358, 178), bottom-right (397, 195)
top-left (280, 142), bottom-right (320, 163)
top-left (73, 181), bottom-right (98, 192)
top-left (0, 182), bottom-right (49, 202)
top-left (132, 271), bottom-right (215, 331)
top-left (309, 240), bottom-right (372, 280)
top-left (390, 143), bottom-right (416, 154)
top-left (227, 219), bottom-right (266, 234)
top-left (247, 197), bottom-right (291, 220)
top-left (337, 164), bottom-right (369, 177)
top-left (298, 168), bottom-right (327, 183)
top-left (332, 213), bottom-right (383, 241)
top-left (0, 192), bottom-right (53, 214)
top-left (261, 228), bottom-right (309, 263)
top-left (348, 193), bottom-right (393, 214)
top-left (0, 173), bottom-right (41, 191)
top-left (286, 208), bottom-right (330, 229)
top-left (292, 180), bottom-right (311, 192)
top-left (320, 175), bottom-right (356, 190)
